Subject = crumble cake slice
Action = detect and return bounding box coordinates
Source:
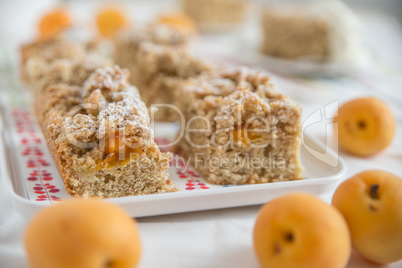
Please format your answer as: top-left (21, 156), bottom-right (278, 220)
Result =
top-left (131, 42), bottom-right (214, 121)
top-left (114, 24), bottom-right (191, 80)
top-left (176, 69), bottom-right (303, 185)
top-left (35, 66), bottom-right (176, 198)
top-left (25, 49), bottom-right (111, 96)
top-left (20, 26), bottom-right (105, 88)
top-left (261, 9), bottom-right (329, 60)
top-left (20, 25), bottom-right (99, 64)
top-left (114, 25), bottom-right (213, 121)
top-left (261, 1), bottom-right (366, 62)
top-left (182, 0), bottom-right (250, 32)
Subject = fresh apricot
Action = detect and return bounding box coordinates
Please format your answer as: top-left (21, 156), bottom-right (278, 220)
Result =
top-left (25, 199), bottom-right (141, 268)
top-left (254, 193), bottom-right (351, 268)
top-left (334, 97), bottom-right (396, 157)
top-left (96, 7), bottom-right (127, 38)
top-left (332, 170), bottom-right (402, 264)
top-left (157, 12), bottom-right (197, 34)
top-left (39, 8), bottom-right (72, 39)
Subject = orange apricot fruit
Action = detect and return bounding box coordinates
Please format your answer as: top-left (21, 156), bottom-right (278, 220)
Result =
top-left (332, 170), bottom-right (402, 264)
top-left (96, 7), bottom-right (127, 38)
top-left (39, 8), bottom-right (72, 39)
top-left (25, 199), bottom-right (141, 268)
top-left (157, 12), bottom-right (197, 34)
top-left (334, 97), bottom-right (396, 157)
top-left (254, 193), bottom-right (351, 268)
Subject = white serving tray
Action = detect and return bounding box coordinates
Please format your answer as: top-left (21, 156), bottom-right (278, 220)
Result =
top-left (0, 118), bottom-right (347, 220)
top-left (0, 50), bottom-right (347, 220)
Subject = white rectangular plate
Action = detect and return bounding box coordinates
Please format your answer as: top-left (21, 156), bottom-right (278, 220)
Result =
top-left (0, 51), bottom-right (347, 220)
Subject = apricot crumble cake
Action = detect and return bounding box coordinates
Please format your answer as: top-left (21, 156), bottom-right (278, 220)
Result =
top-left (261, 1), bottom-right (366, 62)
top-left (129, 42), bottom-right (214, 121)
top-left (24, 44), bottom-right (111, 96)
top-left (261, 9), bottom-right (329, 60)
top-left (176, 69), bottom-right (303, 184)
top-left (113, 24), bottom-right (191, 80)
top-left (20, 25), bottom-right (99, 63)
top-left (114, 25), bottom-right (213, 121)
top-left (35, 66), bottom-right (176, 198)
top-left (182, 0), bottom-right (250, 32)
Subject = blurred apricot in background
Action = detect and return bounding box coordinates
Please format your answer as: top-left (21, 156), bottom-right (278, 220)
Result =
top-left (39, 8), bottom-right (72, 39)
top-left (157, 12), bottom-right (197, 34)
top-left (96, 6), bottom-right (127, 38)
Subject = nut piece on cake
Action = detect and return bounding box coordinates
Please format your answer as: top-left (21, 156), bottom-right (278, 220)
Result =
top-left (35, 66), bottom-right (176, 198)
top-left (182, 0), bottom-right (250, 32)
top-left (176, 69), bottom-right (303, 185)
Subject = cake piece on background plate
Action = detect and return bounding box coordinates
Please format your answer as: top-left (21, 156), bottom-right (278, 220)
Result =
top-left (182, 0), bottom-right (250, 32)
top-left (261, 0), bottom-right (368, 64)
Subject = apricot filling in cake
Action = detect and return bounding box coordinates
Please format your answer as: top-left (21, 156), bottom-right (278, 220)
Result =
top-left (232, 126), bottom-right (264, 146)
top-left (95, 130), bottom-right (149, 170)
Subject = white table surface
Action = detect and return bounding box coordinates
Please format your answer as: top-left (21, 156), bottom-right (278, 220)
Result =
top-left (1, 1), bottom-right (402, 267)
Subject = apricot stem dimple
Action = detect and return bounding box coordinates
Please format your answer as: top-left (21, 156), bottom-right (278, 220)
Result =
top-left (284, 232), bottom-right (294, 242)
top-left (358, 120), bottom-right (367, 129)
top-left (105, 259), bottom-right (113, 268)
top-left (370, 184), bottom-right (380, 199)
